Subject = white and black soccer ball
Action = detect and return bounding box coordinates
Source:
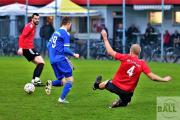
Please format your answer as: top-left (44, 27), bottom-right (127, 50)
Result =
top-left (24, 83), bottom-right (35, 94)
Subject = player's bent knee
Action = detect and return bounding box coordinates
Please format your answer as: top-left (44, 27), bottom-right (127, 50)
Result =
top-left (34, 56), bottom-right (45, 64)
top-left (65, 76), bottom-right (74, 82)
top-left (38, 58), bottom-right (45, 63)
top-left (41, 61), bottom-right (45, 64)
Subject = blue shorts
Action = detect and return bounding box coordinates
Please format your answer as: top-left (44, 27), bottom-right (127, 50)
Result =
top-left (51, 58), bottom-right (73, 80)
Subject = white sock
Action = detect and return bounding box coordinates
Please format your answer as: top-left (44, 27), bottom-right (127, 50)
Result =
top-left (35, 77), bottom-right (40, 82)
top-left (31, 79), bottom-right (35, 82)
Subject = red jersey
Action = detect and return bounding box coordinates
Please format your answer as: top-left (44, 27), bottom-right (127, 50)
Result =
top-left (112, 53), bottom-right (151, 92)
top-left (19, 22), bottom-right (36, 49)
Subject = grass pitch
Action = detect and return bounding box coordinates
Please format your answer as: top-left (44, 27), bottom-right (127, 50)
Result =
top-left (0, 57), bottom-right (179, 120)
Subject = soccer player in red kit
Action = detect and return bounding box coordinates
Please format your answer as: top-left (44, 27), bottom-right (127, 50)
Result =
top-left (93, 30), bottom-right (172, 108)
top-left (17, 13), bottom-right (45, 85)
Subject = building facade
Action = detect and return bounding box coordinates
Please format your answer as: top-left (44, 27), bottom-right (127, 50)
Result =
top-left (0, 0), bottom-right (180, 40)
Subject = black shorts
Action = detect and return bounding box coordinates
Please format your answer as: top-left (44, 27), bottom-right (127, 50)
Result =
top-left (105, 80), bottom-right (133, 104)
top-left (23, 49), bottom-right (40, 61)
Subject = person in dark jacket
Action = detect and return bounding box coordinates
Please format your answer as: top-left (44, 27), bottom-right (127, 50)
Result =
top-left (40, 19), bottom-right (54, 57)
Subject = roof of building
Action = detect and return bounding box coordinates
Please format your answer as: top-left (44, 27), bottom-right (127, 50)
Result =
top-left (71, 0), bottom-right (180, 5)
top-left (0, 0), bottom-right (180, 6)
top-left (0, 0), bottom-right (52, 5)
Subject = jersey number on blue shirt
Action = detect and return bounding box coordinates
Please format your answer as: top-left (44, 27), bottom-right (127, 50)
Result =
top-left (51, 36), bottom-right (58, 48)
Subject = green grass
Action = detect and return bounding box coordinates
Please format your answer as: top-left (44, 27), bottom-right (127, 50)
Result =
top-left (0, 57), bottom-right (179, 120)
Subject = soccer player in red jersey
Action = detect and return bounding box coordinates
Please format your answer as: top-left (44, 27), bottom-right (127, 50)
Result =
top-left (17, 13), bottom-right (45, 85)
top-left (93, 30), bottom-right (172, 108)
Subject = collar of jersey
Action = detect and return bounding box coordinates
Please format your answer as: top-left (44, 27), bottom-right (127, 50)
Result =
top-left (60, 26), bottom-right (67, 32)
top-left (60, 26), bottom-right (70, 35)
top-left (30, 21), bottom-right (35, 27)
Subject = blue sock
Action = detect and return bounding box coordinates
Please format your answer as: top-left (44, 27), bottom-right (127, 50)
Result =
top-left (61, 81), bottom-right (72, 100)
top-left (52, 79), bottom-right (63, 86)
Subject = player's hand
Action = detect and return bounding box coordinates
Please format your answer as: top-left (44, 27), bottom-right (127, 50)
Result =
top-left (163, 76), bottom-right (172, 82)
top-left (101, 30), bottom-right (107, 41)
top-left (74, 53), bottom-right (80, 59)
top-left (17, 48), bottom-right (23, 55)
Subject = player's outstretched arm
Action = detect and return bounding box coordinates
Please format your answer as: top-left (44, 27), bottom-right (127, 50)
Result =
top-left (101, 30), bottom-right (116, 57)
top-left (147, 72), bottom-right (172, 82)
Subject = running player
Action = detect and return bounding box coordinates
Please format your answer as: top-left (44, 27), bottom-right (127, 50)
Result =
top-left (45, 17), bottom-right (79, 103)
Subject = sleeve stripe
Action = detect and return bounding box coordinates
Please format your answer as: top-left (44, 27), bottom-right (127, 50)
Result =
top-left (54, 32), bottom-right (61, 37)
top-left (64, 44), bottom-right (70, 46)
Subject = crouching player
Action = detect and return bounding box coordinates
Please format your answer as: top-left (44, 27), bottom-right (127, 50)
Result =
top-left (45, 17), bottom-right (79, 103)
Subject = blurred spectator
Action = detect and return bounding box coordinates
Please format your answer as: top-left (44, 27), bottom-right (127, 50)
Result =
top-left (144, 23), bottom-right (156, 44)
top-left (91, 19), bottom-right (105, 33)
top-left (126, 24), bottom-right (139, 43)
top-left (116, 23), bottom-right (123, 40)
top-left (40, 19), bottom-right (54, 57)
top-left (92, 24), bottom-right (97, 32)
top-left (171, 30), bottom-right (180, 47)
top-left (163, 30), bottom-right (171, 47)
top-left (145, 23), bottom-right (155, 35)
top-left (96, 22), bottom-right (102, 32)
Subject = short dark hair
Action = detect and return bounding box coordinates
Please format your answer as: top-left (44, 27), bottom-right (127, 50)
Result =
top-left (32, 13), bottom-right (39, 18)
top-left (61, 16), bottom-right (71, 26)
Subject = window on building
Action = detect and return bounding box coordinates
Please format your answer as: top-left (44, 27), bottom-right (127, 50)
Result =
top-left (112, 11), bottom-right (123, 17)
top-left (79, 17), bottom-right (87, 33)
top-left (174, 11), bottom-right (180, 24)
top-left (16, 16), bottom-right (25, 35)
top-left (0, 16), bottom-right (9, 37)
top-left (149, 11), bottom-right (162, 25)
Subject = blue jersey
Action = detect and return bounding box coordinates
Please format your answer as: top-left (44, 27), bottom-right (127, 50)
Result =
top-left (47, 27), bottom-right (70, 64)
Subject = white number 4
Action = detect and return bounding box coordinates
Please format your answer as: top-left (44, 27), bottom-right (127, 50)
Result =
top-left (127, 66), bottom-right (135, 77)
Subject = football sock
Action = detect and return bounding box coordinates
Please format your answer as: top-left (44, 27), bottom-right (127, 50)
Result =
top-left (60, 81), bottom-right (72, 100)
top-left (52, 79), bottom-right (63, 86)
top-left (94, 82), bottom-right (100, 89)
top-left (32, 63), bottom-right (44, 79)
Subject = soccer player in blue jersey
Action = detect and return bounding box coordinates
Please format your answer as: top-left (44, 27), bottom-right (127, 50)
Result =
top-left (45, 17), bottom-right (79, 103)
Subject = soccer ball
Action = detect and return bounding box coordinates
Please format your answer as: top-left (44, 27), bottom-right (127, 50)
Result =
top-left (24, 83), bottom-right (35, 94)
